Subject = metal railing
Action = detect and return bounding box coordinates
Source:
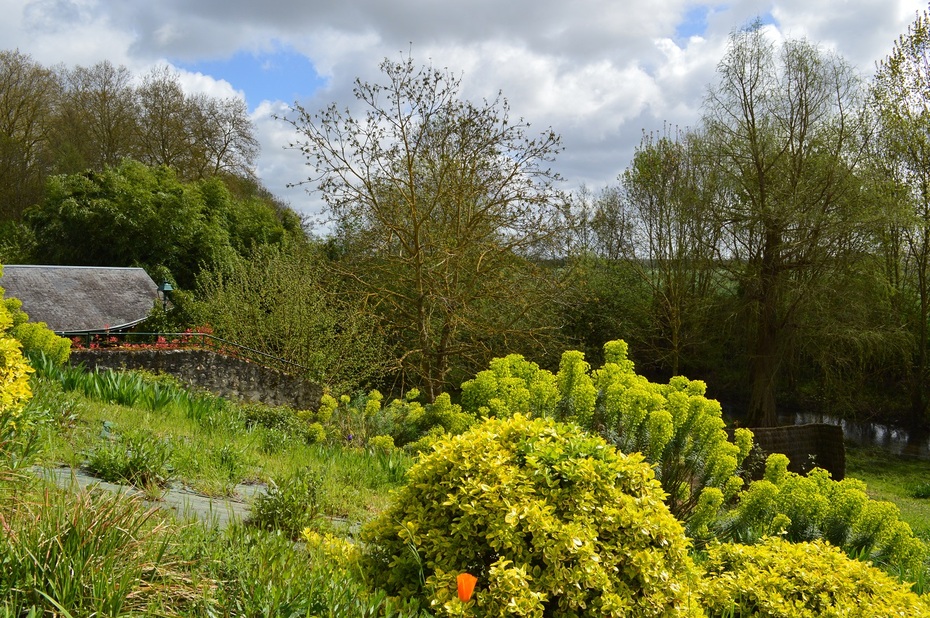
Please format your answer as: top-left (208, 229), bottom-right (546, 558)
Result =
top-left (68, 331), bottom-right (314, 378)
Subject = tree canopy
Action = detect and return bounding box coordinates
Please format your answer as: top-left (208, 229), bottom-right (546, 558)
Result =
top-left (283, 54), bottom-right (566, 398)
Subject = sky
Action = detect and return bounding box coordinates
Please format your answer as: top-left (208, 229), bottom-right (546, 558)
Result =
top-left (2, 0), bottom-right (927, 226)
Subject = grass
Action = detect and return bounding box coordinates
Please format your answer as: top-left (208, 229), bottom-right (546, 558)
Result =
top-left (31, 369), bottom-right (406, 522)
top-left (5, 362), bottom-right (427, 617)
top-left (846, 445), bottom-right (930, 541)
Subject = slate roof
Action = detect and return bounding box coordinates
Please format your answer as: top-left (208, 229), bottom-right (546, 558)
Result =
top-left (0, 265), bottom-right (159, 334)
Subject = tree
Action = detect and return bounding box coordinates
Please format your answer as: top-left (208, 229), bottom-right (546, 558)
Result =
top-left (282, 55), bottom-right (565, 398)
top-left (612, 128), bottom-right (723, 376)
top-left (193, 242), bottom-right (388, 392)
top-left (0, 50), bottom-right (59, 220)
top-left (53, 60), bottom-right (137, 173)
top-left (187, 94), bottom-right (259, 179)
top-left (703, 24), bottom-right (878, 426)
top-left (871, 7), bottom-right (930, 429)
top-left (133, 66), bottom-right (192, 174)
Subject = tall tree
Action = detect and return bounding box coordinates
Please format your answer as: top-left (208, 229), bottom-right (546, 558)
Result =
top-left (0, 50), bottom-right (59, 220)
top-left (871, 7), bottom-right (930, 428)
top-left (54, 60), bottom-right (137, 173)
top-left (134, 66), bottom-right (192, 173)
top-left (613, 128), bottom-right (723, 376)
top-left (282, 55), bottom-right (565, 397)
top-left (188, 94), bottom-right (259, 179)
top-left (703, 24), bottom-right (877, 426)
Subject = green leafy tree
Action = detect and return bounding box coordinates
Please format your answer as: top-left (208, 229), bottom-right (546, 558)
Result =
top-left (871, 6), bottom-right (930, 428)
top-left (703, 24), bottom-right (881, 426)
top-left (25, 160), bottom-right (300, 290)
top-left (25, 160), bottom-right (237, 288)
top-left (52, 60), bottom-right (137, 174)
top-left (0, 50), bottom-right (59, 220)
top-left (606, 128), bottom-right (723, 376)
top-left (282, 54), bottom-right (565, 398)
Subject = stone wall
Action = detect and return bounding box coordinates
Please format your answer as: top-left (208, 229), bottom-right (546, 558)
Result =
top-left (737, 423), bottom-right (846, 480)
top-left (70, 349), bottom-right (323, 411)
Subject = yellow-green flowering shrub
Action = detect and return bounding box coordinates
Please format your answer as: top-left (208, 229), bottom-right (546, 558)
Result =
top-left (459, 340), bottom-right (752, 525)
top-left (3, 291), bottom-right (70, 366)
top-left (716, 453), bottom-right (926, 574)
top-left (323, 389), bottom-right (474, 448)
top-left (0, 291), bottom-right (36, 468)
top-left (460, 353), bottom-right (558, 418)
top-left (700, 537), bottom-right (930, 617)
top-left (361, 414), bottom-right (704, 617)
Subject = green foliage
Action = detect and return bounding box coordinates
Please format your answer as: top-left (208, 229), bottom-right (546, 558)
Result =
top-left (459, 340), bottom-right (752, 524)
top-left (912, 482), bottom-right (930, 500)
top-left (460, 353), bottom-right (559, 418)
top-left (0, 281), bottom-right (38, 470)
top-left (3, 295), bottom-right (70, 365)
top-left (248, 467), bottom-right (323, 540)
top-left (714, 453), bottom-right (926, 575)
top-left (193, 241), bottom-right (388, 392)
top-left (24, 160), bottom-right (304, 291)
top-left (0, 486), bottom-right (172, 617)
top-left (286, 53), bottom-right (565, 398)
top-left (321, 389), bottom-right (475, 450)
top-left (195, 525), bottom-right (428, 617)
top-left (84, 427), bottom-right (173, 490)
top-left (361, 414), bottom-right (703, 617)
top-left (700, 536), bottom-right (930, 617)
top-left (15, 323), bottom-right (70, 365)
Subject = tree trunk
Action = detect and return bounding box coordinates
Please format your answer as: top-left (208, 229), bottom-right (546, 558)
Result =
top-left (747, 231), bottom-right (781, 427)
top-left (748, 322), bottom-right (779, 427)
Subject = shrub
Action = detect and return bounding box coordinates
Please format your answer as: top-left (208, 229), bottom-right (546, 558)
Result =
top-left (700, 536), bottom-right (930, 617)
top-left (0, 293), bottom-right (37, 470)
top-left (361, 414), bottom-right (703, 617)
top-left (15, 322), bottom-right (70, 366)
top-left (322, 389), bottom-right (474, 449)
top-left (249, 467), bottom-right (323, 540)
top-left (459, 340), bottom-right (752, 525)
top-left (3, 291), bottom-right (70, 366)
top-left (714, 453), bottom-right (926, 574)
top-left (85, 428), bottom-right (174, 490)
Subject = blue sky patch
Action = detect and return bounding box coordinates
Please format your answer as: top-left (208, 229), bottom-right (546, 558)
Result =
top-left (676, 5), bottom-right (712, 40)
top-left (177, 45), bottom-right (327, 111)
top-left (676, 5), bottom-right (779, 43)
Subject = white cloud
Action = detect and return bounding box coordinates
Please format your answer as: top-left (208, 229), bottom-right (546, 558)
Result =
top-left (3, 0), bottom-right (927, 219)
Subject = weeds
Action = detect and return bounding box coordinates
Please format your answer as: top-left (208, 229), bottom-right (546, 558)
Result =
top-left (248, 466), bottom-right (323, 539)
top-left (85, 428), bottom-right (173, 490)
top-left (0, 484), bottom-right (173, 616)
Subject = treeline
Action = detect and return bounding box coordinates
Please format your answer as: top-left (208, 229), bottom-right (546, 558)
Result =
top-left (7, 13), bottom-right (930, 430)
top-left (0, 51), bottom-right (259, 222)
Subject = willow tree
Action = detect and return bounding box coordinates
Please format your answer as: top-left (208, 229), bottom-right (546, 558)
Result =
top-left (872, 7), bottom-right (930, 428)
top-left (704, 24), bottom-right (878, 426)
top-left (283, 55), bottom-right (565, 398)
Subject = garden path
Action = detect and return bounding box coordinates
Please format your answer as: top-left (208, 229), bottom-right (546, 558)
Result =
top-left (34, 466), bottom-right (266, 529)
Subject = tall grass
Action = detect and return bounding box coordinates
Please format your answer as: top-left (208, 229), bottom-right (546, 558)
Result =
top-left (0, 482), bottom-right (173, 616)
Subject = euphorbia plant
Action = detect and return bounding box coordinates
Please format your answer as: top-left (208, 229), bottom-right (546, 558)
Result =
top-left (460, 340), bottom-right (753, 526)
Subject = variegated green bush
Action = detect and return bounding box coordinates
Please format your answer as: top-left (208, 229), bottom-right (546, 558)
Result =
top-left (701, 536), bottom-right (930, 617)
top-left (361, 414), bottom-right (704, 617)
top-left (460, 340), bottom-right (752, 525)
